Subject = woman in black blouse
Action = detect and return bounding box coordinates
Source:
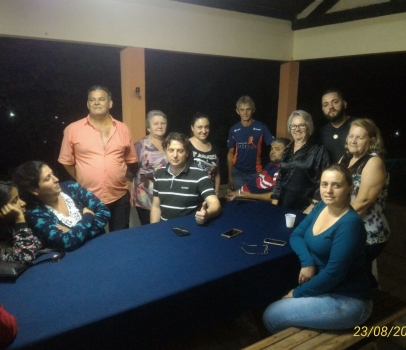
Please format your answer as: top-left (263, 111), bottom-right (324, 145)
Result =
top-left (271, 110), bottom-right (330, 211)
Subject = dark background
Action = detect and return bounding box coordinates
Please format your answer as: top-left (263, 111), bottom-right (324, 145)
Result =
top-left (1, 38), bottom-right (405, 199)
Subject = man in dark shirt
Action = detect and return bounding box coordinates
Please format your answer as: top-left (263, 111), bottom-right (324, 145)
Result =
top-left (319, 88), bottom-right (354, 163)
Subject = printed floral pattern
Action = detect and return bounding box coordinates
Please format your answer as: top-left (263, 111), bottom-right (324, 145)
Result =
top-left (131, 137), bottom-right (168, 210)
top-left (45, 192), bottom-right (82, 228)
top-left (0, 226), bottom-right (42, 264)
top-left (350, 157), bottom-right (390, 245)
top-left (26, 181), bottom-right (110, 251)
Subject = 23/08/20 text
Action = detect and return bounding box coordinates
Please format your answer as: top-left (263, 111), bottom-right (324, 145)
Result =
top-left (354, 326), bottom-right (406, 337)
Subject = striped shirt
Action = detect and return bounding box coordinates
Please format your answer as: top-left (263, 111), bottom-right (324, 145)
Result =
top-left (153, 163), bottom-right (216, 221)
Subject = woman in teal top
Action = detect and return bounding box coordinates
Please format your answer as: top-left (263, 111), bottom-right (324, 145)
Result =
top-left (263, 164), bottom-right (372, 333)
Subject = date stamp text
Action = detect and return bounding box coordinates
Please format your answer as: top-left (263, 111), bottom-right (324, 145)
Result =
top-left (354, 326), bottom-right (406, 337)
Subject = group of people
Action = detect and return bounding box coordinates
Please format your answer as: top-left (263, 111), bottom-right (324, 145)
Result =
top-left (0, 85), bottom-right (391, 344)
top-left (261, 89), bottom-right (390, 334)
top-left (130, 110), bottom-right (222, 225)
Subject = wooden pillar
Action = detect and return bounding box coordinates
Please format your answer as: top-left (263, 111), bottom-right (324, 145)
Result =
top-left (120, 47), bottom-right (146, 142)
top-left (277, 61), bottom-right (299, 138)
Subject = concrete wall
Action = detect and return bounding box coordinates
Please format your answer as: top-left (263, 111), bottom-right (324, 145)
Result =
top-left (0, 0), bottom-right (293, 61)
top-left (293, 12), bottom-right (406, 60)
top-left (2, 0), bottom-right (406, 62)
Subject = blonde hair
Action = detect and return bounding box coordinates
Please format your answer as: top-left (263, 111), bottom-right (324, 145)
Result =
top-left (347, 118), bottom-right (386, 157)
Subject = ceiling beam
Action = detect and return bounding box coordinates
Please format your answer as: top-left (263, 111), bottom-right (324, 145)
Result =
top-left (292, 0), bottom-right (319, 18)
top-left (171, 0), bottom-right (294, 20)
top-left (293, 1), bottom-right (406, 30)
top-left (306, 0), bottom-right (341, 18)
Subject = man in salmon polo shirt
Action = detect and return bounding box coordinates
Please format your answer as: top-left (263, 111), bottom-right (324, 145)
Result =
top-left (58, 85), bottom-right (138, 231)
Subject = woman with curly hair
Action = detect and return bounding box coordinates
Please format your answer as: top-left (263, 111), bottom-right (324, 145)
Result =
top-left (13, 161), bottom-right (110, 251)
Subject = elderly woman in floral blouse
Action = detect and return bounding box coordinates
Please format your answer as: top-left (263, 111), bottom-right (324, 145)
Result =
top-left (131, 110), bottom-right (168, 225)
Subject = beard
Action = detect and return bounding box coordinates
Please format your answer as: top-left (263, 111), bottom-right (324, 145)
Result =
top-left (323, 106), bottom-right (346, 123)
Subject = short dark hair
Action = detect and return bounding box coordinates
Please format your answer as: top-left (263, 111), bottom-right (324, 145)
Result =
top-left (322, 163), bottom-right (353, 187)
top-left (322, 88), bottom-right (344, 101)
top-left (162, 132), bottom-right (192, 155)
top-left (13, 161), bottom-right (48, 205)
top-left (0, 181), bottom-right (14, 208)
top-left (87, 85), bottom-right (112, 99)
top-left (190, 112), bottom-right (210, 127)
top-left (273, 137), bottom-right (290, 148)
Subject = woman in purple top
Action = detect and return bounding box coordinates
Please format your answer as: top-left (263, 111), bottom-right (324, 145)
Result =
top-left (130, 110), bottom-right (168, 225)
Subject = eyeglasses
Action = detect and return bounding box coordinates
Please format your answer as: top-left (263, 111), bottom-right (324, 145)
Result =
top-left (241, 242), bottom-right (269, 255)
top-left (289, 124), bottom-right (307, 130)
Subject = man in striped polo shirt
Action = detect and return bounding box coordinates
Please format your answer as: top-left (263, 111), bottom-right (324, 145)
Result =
top-left (151, 132), bottom-right (221, 224)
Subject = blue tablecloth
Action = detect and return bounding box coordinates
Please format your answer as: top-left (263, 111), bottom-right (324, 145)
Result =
top-left (1, 201), bottom-right (305, 349)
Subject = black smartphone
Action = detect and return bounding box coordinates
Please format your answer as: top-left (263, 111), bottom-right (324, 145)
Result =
top-left (221, 228), bottom-right (243, 238)
top-left (172, 226), bottom-right (191, 236)
top-left (264, 238), bottom-right (287, 246)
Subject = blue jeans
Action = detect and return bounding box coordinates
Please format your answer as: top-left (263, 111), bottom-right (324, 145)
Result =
top-left (232, 167), bottom-right (259, 190)
top-left (263, 294), bottom-right (373, 334)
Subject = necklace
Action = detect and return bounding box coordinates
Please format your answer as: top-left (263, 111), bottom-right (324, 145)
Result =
top-left (332, 116), bottom-right (349, 139)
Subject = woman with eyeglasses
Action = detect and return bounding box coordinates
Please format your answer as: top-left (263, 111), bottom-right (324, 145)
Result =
top-left (271, 110), bottom-right (330, 211)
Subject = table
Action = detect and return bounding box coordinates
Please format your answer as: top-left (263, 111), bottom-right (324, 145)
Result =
top-left (0, 201), bottom-right (305, 349)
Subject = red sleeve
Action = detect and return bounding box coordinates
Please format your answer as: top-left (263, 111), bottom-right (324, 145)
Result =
top-left (0, 305), bottom-right (18, 346)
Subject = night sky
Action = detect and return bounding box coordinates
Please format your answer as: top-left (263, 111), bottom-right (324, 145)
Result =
top-left (1, 37), bottom-right (405, 198)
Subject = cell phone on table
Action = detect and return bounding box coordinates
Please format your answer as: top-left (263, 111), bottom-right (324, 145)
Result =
top-left (221, 228), bottom-right (243, 238)
top-left (172, 226), bottom-right (191, 236)
top-left (264, 238), bottom-right (287, 246)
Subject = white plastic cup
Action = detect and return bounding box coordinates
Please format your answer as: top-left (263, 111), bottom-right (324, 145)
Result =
top-left (285, 214), bottom-right (296, 228)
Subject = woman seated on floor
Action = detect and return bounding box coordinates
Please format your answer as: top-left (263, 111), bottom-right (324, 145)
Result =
top-left (13, 161), bottom-right (110, 251)
top-left (263, 164), bottom-right (372, 333)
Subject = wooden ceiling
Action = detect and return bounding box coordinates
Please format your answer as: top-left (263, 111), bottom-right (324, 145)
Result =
top-left (172, 0), bottom-right (406, 30)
